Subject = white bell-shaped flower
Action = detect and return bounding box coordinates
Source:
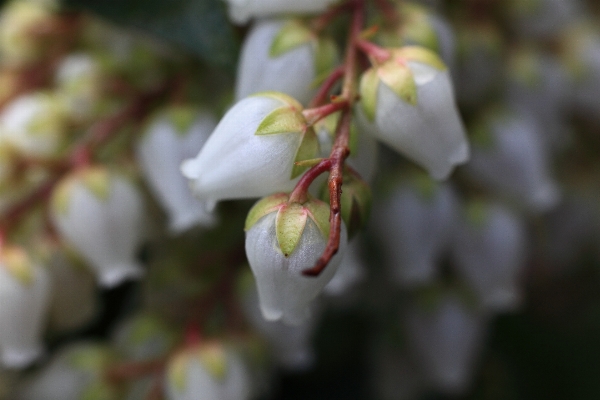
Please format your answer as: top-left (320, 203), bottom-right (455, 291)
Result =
top-left (181, 93), bottom-right (319, 211)
top-left (235, 19), bottom-right (337, 105)
top-left (373, 176), bottom-right (458, 287)
top-left (0, 92), bottom-right (67, 158)
top-left (137, 106), bottom-right (218, 233)
top-left (356, 46), bottom-right (469, 180)
top-left (238, 270), bottom-right (319, 369)
top-left (466, 110), bottom-right (560, 212)
top-left (46, 247), bottom-right (97, 333)
top-left (50, 167), bottom-right (146, 288)
top-left (224, 0), bottom-right (339, 24)
top-left (0, 246), bottom-right (51, 368)
top-left (166, 342), bottom-right (252, 400)
top-left (404, 293), bottom-right (488, 394)
top-left (245, 193), bottom-right (347, 325)
top-left (13, 342), bottom-right (121, 400)
top-left (451, 202), bottom-right (527, 312)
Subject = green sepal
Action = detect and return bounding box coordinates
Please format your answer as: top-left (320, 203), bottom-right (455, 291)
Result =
top-left (276, 203), bottom-right (308, 257)
top-left (294, 158), bottom-right (325, 168)
top-left (167, 105), bottom-right (199, 136)
top-left (292, 127), bottom-right (319, 179)
top-left (51, 167), bottom-right (114, 216)
top-left (245, 193), bottom-right (289, 231)
top-left (304, 198), bottom-right (330, 239)
top-left (255, 106), bottom-right (306, 136)
top-left (81, 167), bottom-right (111, 201)
top-left (270, 20), bottom-right (313, 58)
top-left (410, 172), bottom-right (438, 201)
top-left (168, 351), bottom-right (188, 392)
top-left (359, 68), bottom-right (381, 121)
top-left (396, 46), bottom-right (447, 70)
top-left (198, 343), bottom-right (228, 381)
top-left (378, 61), bottom-right (418, 105)
top-left (2, 246), bottom-right (34, 285)
top-left (314, 36), bottom-right (338, 77)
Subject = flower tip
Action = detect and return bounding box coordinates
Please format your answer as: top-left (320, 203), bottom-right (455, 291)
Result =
top-left (1, 345), bottom-right (44, 369)
top-left (180, 158), bottom-right (199, 179)
top-left (97, 262), bottom-right (144, 288)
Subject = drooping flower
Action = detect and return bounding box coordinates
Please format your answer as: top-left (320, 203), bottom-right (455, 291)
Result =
top-left (181, 92), bottom-right (319, 211)
top-left (166, 342), bottom-right (252, 400)
top-left (0, 245), bottom-right (51, 369)
top-left (235, 19), bottom-right (338, 105)
top-left (224, 0), bottom-right (339, 24)
top-left (451, 201), bottom-right (527, 312)
top-left (404, 291), bottom-right (488, 394)
top-left (373, 174), bottom-right (458, 287)
top-left (244, 193), bottom-right (347, 325)
top-left (356, 46), bottom-right (469, 180)
top-left (50, 166), bottom-right (146, 288)
top-left (137, 105), bottom-right (218, 233)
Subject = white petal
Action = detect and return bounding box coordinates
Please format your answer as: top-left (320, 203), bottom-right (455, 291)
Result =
top-left (225, 0), bottom-right (338, 24)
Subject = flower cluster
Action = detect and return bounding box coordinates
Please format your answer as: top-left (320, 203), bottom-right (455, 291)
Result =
top-left (0, 0), bottom-right (599, 399)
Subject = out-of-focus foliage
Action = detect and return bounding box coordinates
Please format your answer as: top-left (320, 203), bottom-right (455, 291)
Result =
top-left (60, 0), bottom-right (239, 71)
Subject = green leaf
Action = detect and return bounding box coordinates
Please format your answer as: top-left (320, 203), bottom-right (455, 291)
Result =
top-left (255, 106), bottom-right (306, 136)
top-left (269, 20), bottom-right (313, 57)
top-left (359, 68), bottom-right (380, 121)
top-left (276, 203), bottom-right (308, 257)
top-left (292, 127), bottom-right (319, 179)
top-left (245, 193), bottom-right (289, 231)
top-left (378, 61), bottom-right (418, 105)
top-left (61, 0), bottom-right (239, 71)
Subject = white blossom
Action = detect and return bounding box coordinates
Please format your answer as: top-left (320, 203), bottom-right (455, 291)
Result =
top-left (0, 246), bottom-right (51, 369)
top-left (451, 202), bottom-right (528, 312)
top-left (137, 107), bottom-right (218, 233)
top-left (405, 294), bottom-right (488, 394)
top-left (50, 167), bottom-right (146, 288)
top-left (166, 343), bottom-right (252, 400)
top-left (181, 93), bottom-right (318, 211)
top-left (357, 47), bottom-right (469, 180)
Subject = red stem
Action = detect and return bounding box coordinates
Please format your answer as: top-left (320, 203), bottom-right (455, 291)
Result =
top-left (303, 0), bottom-right (365, 276)
top-left (302, 100), bottom-right (349, 125)
top-left (289, 159), bottom-right (332, 204)
top-left (356, 39), bottom-right (391, 64)
top-left (312, 0), bottom-right (358, 32)
top-left (308, 66), bottom-right (344, 108)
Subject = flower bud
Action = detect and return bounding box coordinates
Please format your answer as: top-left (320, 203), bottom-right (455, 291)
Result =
top-left (244, 193), bottom-right (347, 325)
top-left (224, 0), bottom-right (339, 24)
top-left (404, 292), bottom-right (487, 394)
top-left (166, 342), bottom-right (252, 400)
top-left (466, 109), bottom-right (560, 212)
top-left (373, 175), bottom-right (458, 287)
top-left (0, 245), bottom-right (51, 368)
top-left (356, 46), bottom-right (469, 180)
top-left (137, 106), bottom-right (218, 233)
top-left (451, 201), bottom-right (527, 312)
top-left (50, 167), bottom-right (146, 288)
top-left (236, 19), bottom-right (338, 105)
top-left (0, 92), bottom-right (67, 158)
top-left (181, 93), bottom-right (319, 211)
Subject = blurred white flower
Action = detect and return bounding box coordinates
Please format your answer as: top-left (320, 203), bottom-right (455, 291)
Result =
top-left (224, 0), bottom-right (339, 24)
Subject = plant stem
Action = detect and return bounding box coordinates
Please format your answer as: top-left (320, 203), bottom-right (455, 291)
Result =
top-left (289, 159), bottom-right (332, 204)
top-left (308, 66), bottom-right (344, 108)
top-left (303, 0), bottom-right (365, 277)
top-left (302, 100), bottom-right (349, 125)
